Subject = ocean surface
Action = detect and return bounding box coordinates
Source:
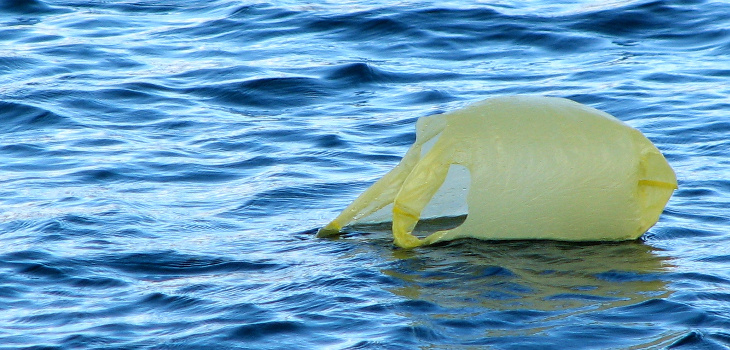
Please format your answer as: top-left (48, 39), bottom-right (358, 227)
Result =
top-left (1, 0), bottom-right (730, 349)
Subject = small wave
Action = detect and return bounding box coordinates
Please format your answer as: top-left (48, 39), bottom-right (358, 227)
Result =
top-left (18, 262), bottom-right (67, 279)
top-left (400, 90), bottom-right (456, 105)
top-left (0, 143), bottom-right (45, 156)
top-left (0, 102), bottom-right (72, 133)
top-left (323, 62), bottom-right (461, 86)
top-left (235, 182), bottom-right (352, 216)
top-left (68, 168), bottom-right (139, 183)
top-left (228, 320), bottom-right (308, 341)
top-left (0, 56), bottom-right (41, 74)
top-left (184, 77), bottom-right (331, 108)
top-left (325, 62), bottom-right (396, 84)
top-left (139, 292), bottom-right (207, 311)
top-left (668, 330), bottom-right (730, 349)
top-left (569, 1), bottom-right (678, 36)
top-left (100, 251), bottom-right (282, 277)
top-left (0, 0), bottom-right (69, 14)
top-left (304, 10), bottom-right (424, 42)
top-left (568, 0), bottom-right (730, 52)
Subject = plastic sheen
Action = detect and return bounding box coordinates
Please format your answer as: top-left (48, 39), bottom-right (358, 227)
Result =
top-left (317, 96), bottom-right (677, 248)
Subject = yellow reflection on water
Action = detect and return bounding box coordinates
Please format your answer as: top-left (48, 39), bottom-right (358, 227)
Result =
top-left (382, 239), bottom-right (671, 314)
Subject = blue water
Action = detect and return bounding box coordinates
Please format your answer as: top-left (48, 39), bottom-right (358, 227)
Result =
top-left (1, 0), bottom-right (730, 348)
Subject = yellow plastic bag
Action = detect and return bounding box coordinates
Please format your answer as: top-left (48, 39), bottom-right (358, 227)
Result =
top-left (318, 96), bottom-right (677, 248)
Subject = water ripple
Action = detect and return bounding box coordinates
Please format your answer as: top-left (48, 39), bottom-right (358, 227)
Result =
top-left (1, 0), bottom-right (730, 349)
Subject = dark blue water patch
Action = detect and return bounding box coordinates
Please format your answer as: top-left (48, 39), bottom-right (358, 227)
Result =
top-left (401, 7), bottom-right (502, 24)
top-left (648, 218), bottom-right (725, 240)
top-left (159, 17), bottom-right (242, 40)
top-left (17, 262), bottom-right (67, 279)
top-left (216, 308), bottom-right (361, 349)
top-left (69, 276), bottom-right (127, 289)
top-left (157, 4), bottom-right (303, 44)
top-left (303, 10), bottom-right (427, 42)
top-left (672, 272), bottom-right (730, 287)
top-left (209, 302), bottom-right (282, 328)
top-left (228, 320), bottom-right (304, 339)
top-left (26, 213), bottom-right (155, 242)
top-left (67, 168), bottom-right (142, 184)
top-left (0, 0), bottom-right (69, 14)
top-left (61, 17), bottom-right (150, 41)
top-left (475, 23), bottom-right (599, 53)
top-left (138, 292), bottom-right (207, 312)
top-left (65, 0), bottom-right (184, 14)
top-left (1, 151), bottom-right (88, 174)
top-left (567, 67), bottom-right (638, 88)
top-left (568, 0), bottom-right (730, 49)
top-left (392, 7), bottom-right (503, 46)
top-left (545, 292), bottom-right (620, 303)
top-left (267, 276), bottom-right (374, 295)
top-left (596, 270), bottom-right (666, 283)
top-left (237, 181), bottom-right (358, 217)
top-left (2, 250), bottom-right (91, 275)
top-left (69, 137), bottom-right (127, 148)
top-left (228, 3), bottom-right (298, 21)
top-left (184, 77), bottom-right (332, 109)
top-left (704, 332), bottom-right (730, 349)
top-left (333, 151), bottom-right (403, 165)
top-left (698, 255), bottom-right (730, 263)
top-left (398, 89), bottom-right (457, 105)
top-left (394, 299), bottom-right (441, 314)
top-left (568, 1), bottom-right (686, 37)
top-left (669, 330), bottom-right (730, 350)
top-left (221, 155), bottom-right (279, 169)
top-left (15, 34), bottom-right (62, 47)
top-left (37, 42), bottom-right (115, 62)
top-left (352, 341), bottom-right (419, 350)
top-left (124, 41), bottom-right (181, 58)
top-left (393, 324), bottom-right (447, 344)
top-left (672, 183), bottom-right (725, 201)
top-left (324, 62), bottom-right (396, 85)
top-left (545, 323), bottom-right (666, 350)
top-left (148, 168), bottom-right (242, 184)
top-left (98, 251), bottom-right (282, 278)
top-left (61, 159), bottom-right (247, 185)
top-left (166, 66), bottom-right (263, 87)
top-left (593, 298), bottom-right (730, 329)
top-left (0, 142), bottom-right (46, 156)
top-left (16, 89), bottom-right (149, 127)
top-left (261, 291), bottom-right (344, 316)
top-left (321, 62), bottom-right (461, 87)
top-left (94, 87), bottom-right (162, 104)
top-left (367, 130), bottom-right (416, 149)
top-left (194, 134), bottom-right (280, 153)
top-left (1, 249), bottom-right (54, 262)
top-left (676, 290), bottom-right (730, 313)
top-left (395, 7), bottom-right (606, 54)
top-left (85, 82), bottom-right (181, 111)
top-left (0, 102), bottom-right (73, 133)
top-left (59, 333), bottom-right (124, 350)
top-left (654, 27), bottom-right (730, 49)
top-left (229, 127), bottom-right (307, 143)
top-left (0, 55), bottom-right (41, 73)
top-left (642, 72), bottom-right (721, 84)
top-left (311, 133), bottom-right (348, 148)
top-left (226, 129), bottom-right (351, 155)
top-left (0, 285), bottom-right (24, 299)
top-left (666, 119), bottom-right (730, 143)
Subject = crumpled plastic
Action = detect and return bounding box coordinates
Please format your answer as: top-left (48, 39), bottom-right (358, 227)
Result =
top-left (317, 96), bottom-right (677, 248)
